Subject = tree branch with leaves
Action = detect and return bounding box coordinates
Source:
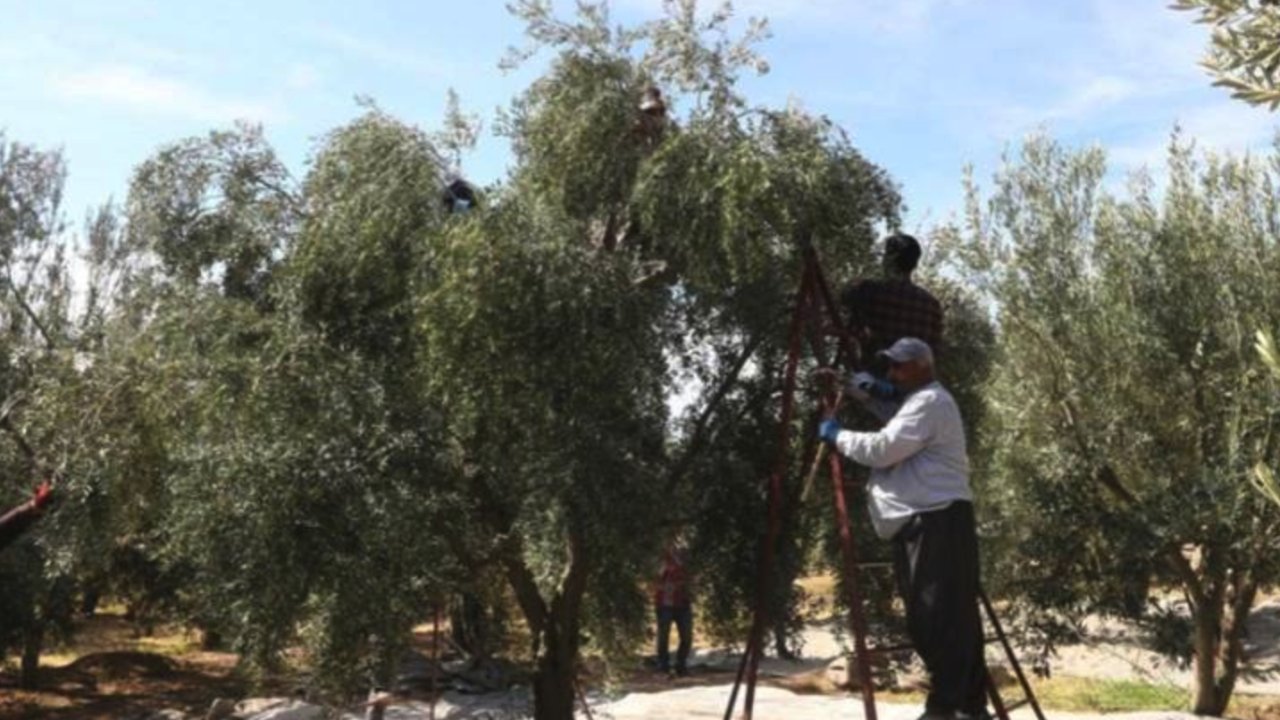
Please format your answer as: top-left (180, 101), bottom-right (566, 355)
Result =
top-left (1174, 0), bottom-right (1280, 108)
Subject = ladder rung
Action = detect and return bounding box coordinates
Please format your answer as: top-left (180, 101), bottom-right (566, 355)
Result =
top-left (866, 642), bottom-right (913, 654)
top-left (1003, 697), bottom-right (1031, 712)
top-left (984, 635), bottom-right (1003, 644)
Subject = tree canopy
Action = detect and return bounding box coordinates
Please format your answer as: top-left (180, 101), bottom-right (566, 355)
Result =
top-left (940, 133), bottom-right (1280, 715)
top-left (7, 3), bottom-right (1280, 720)
top-left (1, 3), bottom-right (907, 718)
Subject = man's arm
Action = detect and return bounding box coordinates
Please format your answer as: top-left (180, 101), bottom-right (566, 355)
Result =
top-left (845, 372), bottom-right (903, 424)
top-left (0, 482), bottom-right (53, 551)
top-left (833, 396), bottom-right (931, 469)
top-left (0, 500), bottom-right (40, 551)
top-left (854, 396), bottom-right (899, 424)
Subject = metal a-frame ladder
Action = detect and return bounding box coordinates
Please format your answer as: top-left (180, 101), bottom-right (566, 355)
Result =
top-left (721, 241), bottom-right (1045, 720)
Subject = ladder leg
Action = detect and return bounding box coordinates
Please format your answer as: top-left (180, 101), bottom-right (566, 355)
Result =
top-left (724, 265), bottom-right (812, 720)
top-left (978, 587), bottom-right (1046, 720)
top-left (722, 631), bottom-right (756, 720)
top-left (744, 629), bottom-right (762, 720)
top-left (805, 247), bottom-right (878, 720)
top-left (986, 672), bottom-right (1010, 720)
top-left (828, 434), bottom-right (877, 720)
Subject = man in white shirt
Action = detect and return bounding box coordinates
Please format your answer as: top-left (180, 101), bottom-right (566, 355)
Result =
top-left (818, 337), bottom-right (988, 720)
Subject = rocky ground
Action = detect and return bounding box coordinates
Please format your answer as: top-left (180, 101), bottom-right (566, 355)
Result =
top-left (155, 687), bottom-right (1207, 720)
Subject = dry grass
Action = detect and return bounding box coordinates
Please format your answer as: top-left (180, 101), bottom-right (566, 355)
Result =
top-left (1231, 693), bottom-right (1280, 720)
top-left (0, 608), bottom-right (242, 720)
top-left (35, 611), bottom-right (202, 669)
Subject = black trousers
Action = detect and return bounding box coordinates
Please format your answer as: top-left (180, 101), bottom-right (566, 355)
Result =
top-left (656, 605), bottom-right (692, 672)
top-left (892, 501), bottom-right (988, 716)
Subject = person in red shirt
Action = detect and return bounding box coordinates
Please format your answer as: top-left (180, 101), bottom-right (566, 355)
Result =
top-left (653, 541), bottom-right (692, 677)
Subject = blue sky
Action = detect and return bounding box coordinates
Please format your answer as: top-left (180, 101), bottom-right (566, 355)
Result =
top-left (1, 0), bottom-right (1275, 235)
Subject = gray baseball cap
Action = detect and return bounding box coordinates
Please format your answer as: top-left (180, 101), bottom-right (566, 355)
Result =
top-left (878, 337), bottom-right (934, 365)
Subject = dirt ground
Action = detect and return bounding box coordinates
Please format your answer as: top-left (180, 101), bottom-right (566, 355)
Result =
top-left (1046, 595), bottom-right (1280, 695)
top-left (0, 613), bottom-right (254, 720)
top-left (4, 596), bottom-right (1280, 720)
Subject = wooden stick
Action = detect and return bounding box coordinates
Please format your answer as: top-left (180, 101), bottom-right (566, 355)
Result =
top-left (802, 388), bottom-right (843, 503)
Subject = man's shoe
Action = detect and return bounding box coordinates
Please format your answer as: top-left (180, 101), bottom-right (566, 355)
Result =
top-left (915, 712), bottom-right (956, 720)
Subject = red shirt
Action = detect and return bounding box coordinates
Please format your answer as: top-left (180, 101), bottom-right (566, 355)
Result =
top-left (654, 549), bottom-right (690, 608)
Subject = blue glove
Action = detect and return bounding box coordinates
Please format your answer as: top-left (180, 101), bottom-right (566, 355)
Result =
top-left (852, 372), bottom-right (900, 401)
top-left (868, 378), bottom-right (899, 400)
top-left (818, 418), bottom-right (842, 444)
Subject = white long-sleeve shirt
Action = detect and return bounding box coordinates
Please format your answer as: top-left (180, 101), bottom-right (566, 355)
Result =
top-left (833, 381), bottom-right (972, 539)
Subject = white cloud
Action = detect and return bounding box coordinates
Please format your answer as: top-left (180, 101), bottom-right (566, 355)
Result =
top-left (972, 2), bottom-right (1250, 145)
top-left (0, 32), bottom-right (61, 65)
top-left (112, 40), bottom-right (215, 73)
top-left (309, 26), bottom-right (456, 81)
top-left (834, 0), bottom-right (967, 35)
top-left (1089, 0), bottom-right (1208, 88)
top-left (618, 0), bottom-right (965, 34)
top-left (1110, 104), bottom-right (1278, 172)
top-left (985, 75), bottom-right (1140, 140)
top-left (1177, 103), bottom-right (1278, 152)
top-left (1053, 76), bottom-right (1138, 119)
top-left (49, 64), bottom-right (284, 124)
top-left (286, 62), bottom-right (322, 90)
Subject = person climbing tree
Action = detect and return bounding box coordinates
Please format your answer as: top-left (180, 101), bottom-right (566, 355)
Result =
top-left (842, 233), bottom-right (943, 359)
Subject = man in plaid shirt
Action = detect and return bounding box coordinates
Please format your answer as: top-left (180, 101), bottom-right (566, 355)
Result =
top-left (842, 233), bottom-right (943, 365)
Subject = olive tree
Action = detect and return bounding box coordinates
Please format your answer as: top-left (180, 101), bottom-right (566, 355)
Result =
top-left (1252, 330), bottom-right (1280, 509)
top-left (0, 133), bottom-right (77, 687)
top-left (4, 5), bottom-right (906, 715)
top-left (118, 114), bottom-right (463, 686)
top-left (940, 133), bottom-right (1280, 715)
top-left (415, 1), bottom-right (902, 715)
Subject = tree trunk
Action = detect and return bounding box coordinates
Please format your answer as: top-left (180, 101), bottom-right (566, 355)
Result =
top-left (493, 521), bottom-right (590, 720)
top-left (529, 529), bottom-right (589, 720)
top-left (201, 628), bottom-right (223, 651)
top-left (773, 619), bottom-right (796, 660)
top-left (1191, 603), bottom-right (1229, 716)
top-left (532, 609), bottom-right (581, 720)
top-left (451, 592), bottom-right (493, 663)
top-left (20, 621), bottom-right (42, 689)
top-left (471, 476), bottom-right (590, 720)
top-left (1187, 557), bottom-right (1257, 716)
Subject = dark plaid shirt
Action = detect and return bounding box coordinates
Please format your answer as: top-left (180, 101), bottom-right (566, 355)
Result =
top-left (842, 278), bottom-right (943, 358)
